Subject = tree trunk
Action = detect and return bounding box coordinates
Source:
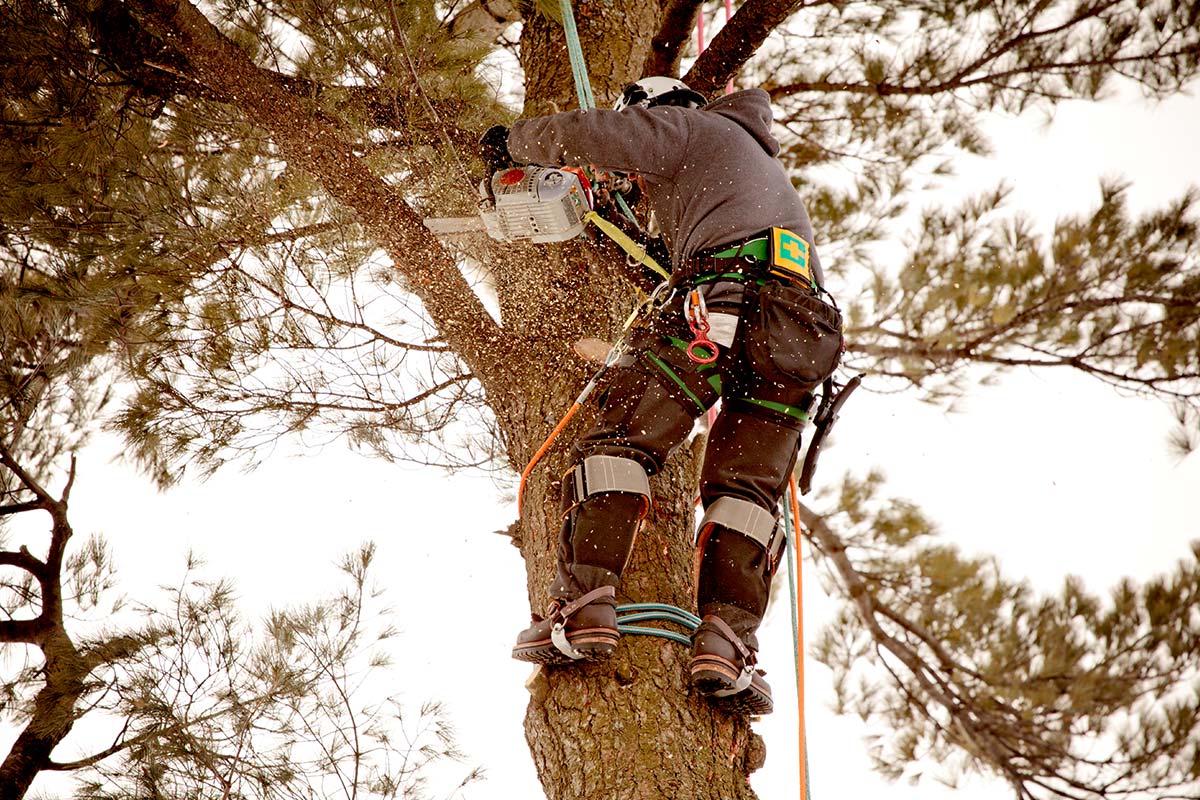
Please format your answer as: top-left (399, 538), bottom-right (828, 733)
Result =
top-left (0, 630), bottom-right (86, 800)
top-left (506, 6), bottom-right (764, 799)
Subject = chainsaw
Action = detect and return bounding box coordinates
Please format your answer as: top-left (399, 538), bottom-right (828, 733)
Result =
top-left (423, 165), bottom-right (637, 244)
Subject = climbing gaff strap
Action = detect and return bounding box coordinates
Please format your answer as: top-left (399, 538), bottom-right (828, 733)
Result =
top-left (549, 586), bottom-right (616, 659)
top-left (798, 373), bottom-right (863, 495)
top-left (563, 455), bottom-right (651, 519)
top-left (684, 288), bottom-right (719, 364)
top-left (705, 614), bottom-right (758, 697)
top-left (559, 0), bottom-right (596, 110)
top-left (694, 496), bottom-right (786, 568)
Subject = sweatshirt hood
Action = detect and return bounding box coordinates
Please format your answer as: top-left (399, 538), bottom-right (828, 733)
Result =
top-left (702, 88), bottom-right (780, 156)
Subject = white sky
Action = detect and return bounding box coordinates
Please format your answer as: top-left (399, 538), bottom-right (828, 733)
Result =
top-left (6, 82), bottom-right (1200, 800)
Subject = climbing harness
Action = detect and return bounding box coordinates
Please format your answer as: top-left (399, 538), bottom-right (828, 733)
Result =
top-left (683, 288), bottom-right (720, 364)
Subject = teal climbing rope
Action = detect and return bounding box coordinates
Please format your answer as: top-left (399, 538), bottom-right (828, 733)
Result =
top-left (559, 0), bottom-right (596, 110)
top-left (782, 488), bottom-right (814, 800)
top-left (616, 602), bottom-right (701, 646)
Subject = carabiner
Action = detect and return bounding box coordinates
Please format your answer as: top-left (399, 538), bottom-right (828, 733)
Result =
top-left (684, 289), bottom-right (719, 364)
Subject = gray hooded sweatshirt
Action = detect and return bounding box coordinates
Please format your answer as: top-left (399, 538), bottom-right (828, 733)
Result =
top-left (507, 88), bottom-right (822, 283)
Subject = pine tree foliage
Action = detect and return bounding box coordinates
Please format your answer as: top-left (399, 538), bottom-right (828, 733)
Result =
top-left (844, 180), bottom-right (1200, 405)
top-left (2, 0), bottom-right (506, 486)
top-left (65, 547), bottom-right (481, 800)
top-left (0, 442), bottom-right (476, 799)
top-left (2, 0), bottom-right (1199, 798)
top-left (807, 471), bottom-right (1200, 798)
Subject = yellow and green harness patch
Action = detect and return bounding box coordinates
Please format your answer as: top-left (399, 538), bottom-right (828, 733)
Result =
top-left (768, 226), bottom-right (814, 288)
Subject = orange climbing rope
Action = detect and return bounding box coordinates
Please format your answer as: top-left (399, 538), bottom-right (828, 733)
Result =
top-left (788, 474), bottom-right (810, 800)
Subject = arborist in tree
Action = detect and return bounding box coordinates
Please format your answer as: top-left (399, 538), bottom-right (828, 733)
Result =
top-left (480, 77), bottom-right (843, 715)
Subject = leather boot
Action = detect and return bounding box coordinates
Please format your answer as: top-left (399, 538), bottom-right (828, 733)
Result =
top-left (690, 603), bottom-right (773, 715)
top-left (512, 490), bottom-right (645, 666)
top-left (512, 583), bottom-right (619, 664)
top-left (691, 518), bottom-right (777, 714)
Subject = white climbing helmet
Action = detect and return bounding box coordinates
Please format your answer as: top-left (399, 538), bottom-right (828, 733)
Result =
top-left (613, 76), bottom-right (707, 111)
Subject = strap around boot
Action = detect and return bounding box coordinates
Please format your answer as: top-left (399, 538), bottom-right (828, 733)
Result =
top-left (698, 614), bottom-right (757, 695)
top-left (550, 586), bottom-right (616, 660)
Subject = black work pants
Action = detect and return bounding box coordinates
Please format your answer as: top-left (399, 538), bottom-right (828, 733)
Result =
top-left (567, 279), bottom-right (822, 624)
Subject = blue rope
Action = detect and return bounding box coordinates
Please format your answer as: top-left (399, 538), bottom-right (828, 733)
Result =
top-left (782, 495), bottom-right (813, 800)
top-left (616, 603), bottom-right (700, 647)
top-left (619, 602), bottom-right (702, 628)
top-left (559, 0), bottom-right (596, 110)
top-left (613, 191), bottom-right (641, 228)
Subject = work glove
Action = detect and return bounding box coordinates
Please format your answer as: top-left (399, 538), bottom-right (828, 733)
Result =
top-left (478, 124), bottom-right (513, 174)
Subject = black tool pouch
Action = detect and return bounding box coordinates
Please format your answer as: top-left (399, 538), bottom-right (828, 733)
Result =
top-left (745, 282), bottom-right (843, 389)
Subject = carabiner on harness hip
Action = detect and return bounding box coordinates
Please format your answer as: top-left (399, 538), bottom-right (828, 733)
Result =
top-left (684, 288), bottom-right (719, 364)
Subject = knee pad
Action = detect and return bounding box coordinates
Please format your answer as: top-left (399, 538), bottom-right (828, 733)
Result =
top-left (562, 454), bottom-right (652, 519)
top-left (693, 496), bottom-right (785, 573)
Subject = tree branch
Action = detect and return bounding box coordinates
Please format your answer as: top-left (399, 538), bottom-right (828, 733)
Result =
top-left (448, 0), bottom-right (521, 45)
top-left (798, 503), bottom-right (1043, 796)
top-left (0, 547), bottom-right (46, 576)
top-left (684, 0), bottom-right (805, 96)
top-left (0, 500), bottom-right (44, 517)
top-left (645, 0), bottom-right (702, 79)
top-left (124, 0), bottom-right (516, 402)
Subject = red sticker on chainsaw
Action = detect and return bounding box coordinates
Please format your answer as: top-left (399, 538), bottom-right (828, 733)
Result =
top-left (499, 168), bottom-right (526, 186)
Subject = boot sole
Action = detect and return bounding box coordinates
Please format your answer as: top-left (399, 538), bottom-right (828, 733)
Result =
top-left (690, 654), bottom-right (774, 715)
top-left (512, 628), bottom-right (619, 666)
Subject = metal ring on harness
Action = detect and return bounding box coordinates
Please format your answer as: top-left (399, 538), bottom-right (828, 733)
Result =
top-left (686, 335), bottom-right (718, 364)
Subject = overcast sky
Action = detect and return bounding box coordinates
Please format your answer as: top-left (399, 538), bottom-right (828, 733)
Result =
top-left (5, 78), bottom-right (1199, 800)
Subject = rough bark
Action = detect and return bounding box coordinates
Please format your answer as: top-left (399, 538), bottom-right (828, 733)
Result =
top-left (449, 0), bottom-right (521, 44)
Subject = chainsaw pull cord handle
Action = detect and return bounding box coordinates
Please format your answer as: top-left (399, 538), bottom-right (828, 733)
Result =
top-left (684, 288), bottom-right (719, 364)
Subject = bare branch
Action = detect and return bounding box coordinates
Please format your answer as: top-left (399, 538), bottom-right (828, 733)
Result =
top-left (685, 0), bottom-right (805, 95)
